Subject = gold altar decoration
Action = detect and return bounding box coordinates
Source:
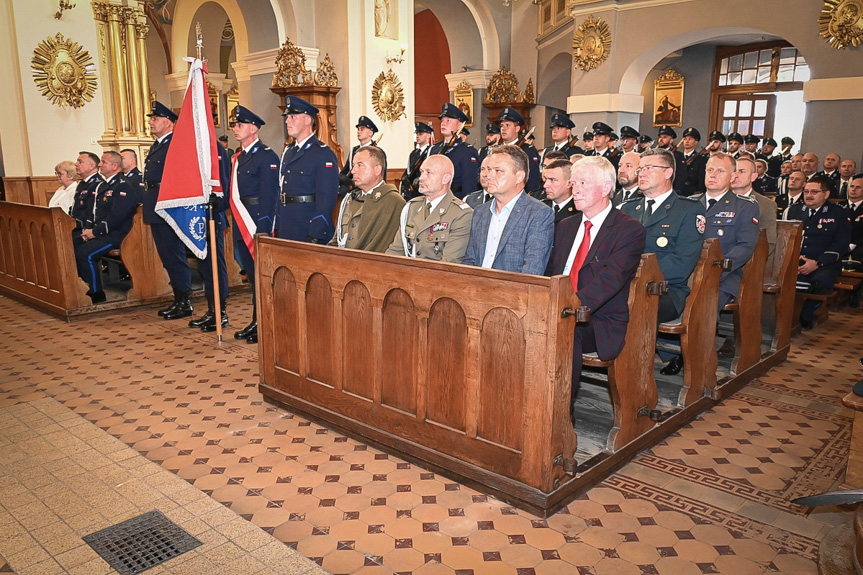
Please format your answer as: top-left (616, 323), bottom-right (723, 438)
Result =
top-left (572, 15), bottom-right (612, 71)
top-left (272, 37), bottom-right (314, 87)
top-left (819, 0), bottom-right (863, 49)
top-left (314, 54), bottom-right (339, 87)
top-left (31, 33), bottom-right (97, 109)
top-left (483, 67), bottom-right (535, 104)
top-left (371, 69), bottom-right (406, 122)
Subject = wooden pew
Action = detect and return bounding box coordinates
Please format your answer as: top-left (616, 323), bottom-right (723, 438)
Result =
top-left (113, 207), bottom-right (172, 301)
top-left (582, 254), bottom-right (665, 452)
top-left (658, 239), bottom-right (724, 407)
top-left (721, 230), bottom-right (768, 377)
top-left (255, 237), bottom-right (583, 515)
top-left (0, 202), bottom-right (90, 315)
top-left (762, 220), bottom-right (802, 353)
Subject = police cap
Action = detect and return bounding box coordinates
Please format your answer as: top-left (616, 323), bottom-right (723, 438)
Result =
top-left (657, 125), bottom-right (677, 138)
top-left (356, 116), bottom-right (378, 133)
top-left (282, 95), bottom-right (319, 117)
top-left (147, 100), bottom-right (178, 122)
top-left (485, 123), bottom-right (500, 134)
top-left (415, 122), bottom-right (434, 134)
top-left (728, 132), bottom-right (744, 143)
top-left (682, 127), bottom-right (701, 141)
top-left (620, 126), bottom-right (640, 139)
top-left (499, 107), bottom-right (525, 125)
top-left (591, 121), bottom-right (612, 135)
top-left (550, 113), bottom-right (575, 129)
top-left (231, 105), bottom-right (265, 127)
top-left (708, 130), bottom-right (727, 143)
top-left (439, 103), bottom-right (468, 123)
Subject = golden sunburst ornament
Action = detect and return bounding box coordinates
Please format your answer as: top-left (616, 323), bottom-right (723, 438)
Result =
top-left (31, 33), bottom-right (97, 108)
top-left (572, 15), bottom-right (612, 72)
top-left (371, 69), bottom-right (406, 122)
top-left (819, 0), bottom-right (863, 49)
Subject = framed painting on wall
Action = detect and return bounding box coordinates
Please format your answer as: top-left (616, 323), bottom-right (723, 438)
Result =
top-left (653, 69), bottom-right (684, 128)
top-left (454, 81), bottom-right (474, 128)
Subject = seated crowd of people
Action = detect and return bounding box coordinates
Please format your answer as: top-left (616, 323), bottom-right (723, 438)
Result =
top-left (46, 94), bottom-right (861, 422)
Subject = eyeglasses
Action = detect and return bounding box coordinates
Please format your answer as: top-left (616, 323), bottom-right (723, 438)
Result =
top-left (635, 165), bottom-right (669, 175)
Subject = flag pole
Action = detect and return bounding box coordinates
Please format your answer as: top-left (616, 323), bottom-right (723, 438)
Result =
top-left (196, 23), bottom-right (223, 343)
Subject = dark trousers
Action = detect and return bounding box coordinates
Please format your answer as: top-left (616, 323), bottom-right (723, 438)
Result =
top-left (234, 222), bottom-right (257, 305)
top-left (570, 324), bottom-right (596, 419)
top-left (798, 267), bottom-right (840, 322)
top-left (150, 221), bottom-right (191, 291)
top-left (73, 235), bottom-right (119, 293)
top-left (199, 216), bottom-right (228, 305)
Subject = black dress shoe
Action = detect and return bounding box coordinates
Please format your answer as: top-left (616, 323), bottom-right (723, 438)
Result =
top-left (234, 320), bottom-right (257, 340)
top-left (159, 289), bottom-right (180, 317)
top-left (717, 338), bottom-right (735, 357)
top-left (660, 356), bottom-right (684, 376)
top-left (201, 309), bottom-right (229, 332)
top-left (246, 328), bottom-right (258, 344)
top-left (800, 319), bottom-right (815, 330)
top-left (90, 291), bottom-right (107, 304)
top-left (164, 292), bottom-right (193, 320)
top-left (189, 309), bottom-right (215, 329)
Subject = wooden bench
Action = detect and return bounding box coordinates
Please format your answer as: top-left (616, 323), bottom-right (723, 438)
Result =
top-left (658, 239), bottom-right (725, 407)
top-left (582, 254), bottom-right (666, 452)
top-left (720, 230), bottom-right (768, 377)
top-left (762, 220), bottom-right (802, 353)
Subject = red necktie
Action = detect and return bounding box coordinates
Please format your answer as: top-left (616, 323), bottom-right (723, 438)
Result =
top-left (569, 220), bottom-right (592, 292)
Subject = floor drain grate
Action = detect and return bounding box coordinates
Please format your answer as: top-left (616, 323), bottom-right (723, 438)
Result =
top-left (83, 510), bottom-right (202, 575)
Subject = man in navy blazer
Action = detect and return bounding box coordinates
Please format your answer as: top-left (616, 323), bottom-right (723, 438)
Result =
top-left (461, 145), bottom-right (554, 275)
top-left (547, 156), bottom-right (646, 417)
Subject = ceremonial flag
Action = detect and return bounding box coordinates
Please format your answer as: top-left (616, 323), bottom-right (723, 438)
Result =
top-left (155, 57), bottom-right (221, 259)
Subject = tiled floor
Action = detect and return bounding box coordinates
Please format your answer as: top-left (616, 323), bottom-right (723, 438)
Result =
top-left (0, 291), bottom-right (856, 574)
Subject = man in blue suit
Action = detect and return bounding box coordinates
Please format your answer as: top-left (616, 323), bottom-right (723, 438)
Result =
top-left (461, 145), bottom-right (554, 275)
top-left (547, 156), bottom-right (646, 415)
top-left (276, 96), bottom-right (340, 244)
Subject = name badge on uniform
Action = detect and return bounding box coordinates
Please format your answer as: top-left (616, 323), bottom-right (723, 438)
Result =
top-left (431, 222), bottom-right (449, 232)
top-left (656, 237), bottom-right (668, 247)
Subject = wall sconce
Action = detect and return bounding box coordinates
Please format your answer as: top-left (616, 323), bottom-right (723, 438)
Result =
top-left (385, 44), bottom-right (408, 66)
top-left (54, 0), bottom-right (76, 19)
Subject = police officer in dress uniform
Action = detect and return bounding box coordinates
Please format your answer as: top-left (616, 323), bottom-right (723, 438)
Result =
top-left (277, 95), bottom-right (340, 245)
top-left (73, 151), bottom-right (137, 303)
top-left (637, 134), bottom-right (653, 153)
top-left (768, 136), bottom-right (794, 178)
top-left (613, 151), bottom-right (641, 207)
top-left (497, 107), bottom-right (541, 194)
top-left (211, 105), bottom-right (279, 343)
top-left (680, 127), bottom-right (706, 197)
top-left (70, 151), bottom-right (104, 226)
top-left (541, 158), bottom-right (577, 226)
top-left (757, 137), bottom-right (777, 162)
top-left (542, 113), bottom-right (583, 160)
top-left (743, 135), bottom-right (760, 156)
top-left (385, 155), bottom-right (473, 262)
top-left (119, 149), bottom-right (144, 204)
top-left (726, 132), bottom-right (744, 159)
top-left (339, 116), bottom-right (385, 197)
top-left (478, 123), bottom-right (500, 166)
top-left (788, 175), bottom-right (851, 328)
top-left (619, 126), bottom-right (640, 154)
top-left (400, 121), bottom-right (434, 200)
top-left (464, 155), bottom-right (493, 209)
top-left (430, 103), bottom-right (479, 199)
top-left (655, 125), bottom-right (687, 192)
top-left (585, 122), bottom-right (619, 170)
top-left (144, 101), bottom-right (195, 320)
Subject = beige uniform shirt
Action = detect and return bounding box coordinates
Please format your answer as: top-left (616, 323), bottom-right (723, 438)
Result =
top-left (385, 190), bottom-right (473, 263)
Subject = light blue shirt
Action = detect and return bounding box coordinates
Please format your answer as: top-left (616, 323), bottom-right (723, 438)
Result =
top-left (481, 191), bottom-right (523, 268)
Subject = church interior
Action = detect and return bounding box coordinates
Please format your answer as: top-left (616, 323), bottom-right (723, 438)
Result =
top-left (1, 0), bottom-right (863, 573)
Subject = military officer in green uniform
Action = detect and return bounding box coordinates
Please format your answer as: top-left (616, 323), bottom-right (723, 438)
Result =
top-left (386, 155), bottom-right (473, 263)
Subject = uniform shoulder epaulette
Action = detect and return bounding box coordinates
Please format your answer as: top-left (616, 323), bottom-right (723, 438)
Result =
top-left (451, 197), bottom-right (470, 210)
top-left (408, 196), bottom-right (424, 204)
top-left (263, 146), bottom-right (272, 151)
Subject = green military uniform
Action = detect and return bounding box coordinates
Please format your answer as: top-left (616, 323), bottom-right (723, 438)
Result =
top-left (385, 190), bottom-right (473, 263)
top-left (330, 182), bottom-right (405, 253)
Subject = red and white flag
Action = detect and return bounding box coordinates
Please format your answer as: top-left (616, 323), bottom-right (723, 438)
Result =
top-left (156, 57), bottom-right (222, 259)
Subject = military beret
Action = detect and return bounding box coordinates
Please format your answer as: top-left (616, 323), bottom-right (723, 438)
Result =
top-left (762, 137), bottom-right (778, 147)
top-left (231, 105), bottom-right (265, 127)
top-left (147, 100), bottom-right (178, 122)
top-left (415, 122), bottom-right (434, 134)
top-left (708, 130), bottom-right (726, 143)
top-left (550, 113), bottom-right (575, 129)
top-left (657, 125), bottom-right (677, 138)
top-left (592, 121), bottom-right (612, 135)
top-left (727, 132), bottom-right (744, 143)
top-left (620, 126), bottom-right (640, 139)
top-left (356, 116), bottom-right (378, 133)
top-left (682, 127), bottom-right (701, 141)
top-left (485, 123), bottom-right (500, 134)
top-left (639, 134), bottom-right (653, 144)
top-left (439, 102), bottom-right (468, 123)
top-left (582, 131), bottom-right (594, 141)
top-left (744, 134), bottom-right (760, 145)
top-left (282, 95), bottom-right (319, 117)
top-left (781, 136), bottom-right (795, 146)
top-left (499, 107), bottom-right (525, 125)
